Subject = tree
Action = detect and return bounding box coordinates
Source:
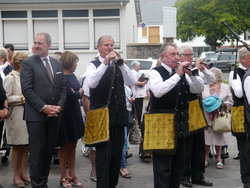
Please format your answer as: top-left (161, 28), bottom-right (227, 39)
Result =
top-left (174, 0), bottom-right (250, 50)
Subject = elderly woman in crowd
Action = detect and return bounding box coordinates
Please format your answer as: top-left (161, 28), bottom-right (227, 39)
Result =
top-left (202, 67), bottom-right (233, 169)
top-left (130, 60), bottom-right (147, 126)
top-left (0, 48), bottom-right (12, 80)
top-left (3, 52), bottom-right (29, 187)
top-left (56, 51), bottom-right (84, 188)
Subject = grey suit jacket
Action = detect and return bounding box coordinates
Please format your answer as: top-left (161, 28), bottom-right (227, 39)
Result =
top-left (20, 55), bottom-right (66, 122)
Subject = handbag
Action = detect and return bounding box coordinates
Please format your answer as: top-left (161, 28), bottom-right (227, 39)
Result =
top-left (143, 82), bottom-right (180, 155)
top-left (212, 106), bottom-right (232, 133)
top-left (188, 97), bottom-right (207, 132)
top-left (231, 106), bottom-right (245, 133)
top-left (83, 64), bottom-right (115, 146)
top-left (129, 118), bottom-right (141, 145)
top-left (143, 112), bottom-right (176, 155)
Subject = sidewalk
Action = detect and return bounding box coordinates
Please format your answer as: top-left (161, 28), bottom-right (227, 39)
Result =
top-left (0, 134), bottom-right (245, 188)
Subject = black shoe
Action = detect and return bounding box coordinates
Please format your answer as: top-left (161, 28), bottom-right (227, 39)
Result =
top-left (193, 179), bottom-right (213, 186)
top-left (126, 153), bottom-right (133, 158)
top-left (209, 152), bottom-right (213, 158)
top-left (244, 183), bottom-right (250, 188)
top-left (181, 179), bottom-right (192, 187)
top-left (53, 157), bottom-right (60, 165)
top-left (233, 155), bottom-right (240, 160)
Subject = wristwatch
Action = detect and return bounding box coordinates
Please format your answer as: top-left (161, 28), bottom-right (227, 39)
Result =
top-left (2, 106), bottom-right (9, 111)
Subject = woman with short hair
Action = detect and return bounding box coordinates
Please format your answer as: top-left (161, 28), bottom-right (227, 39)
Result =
top-left (56, 51), bottom-right (84, 188)
top-left (202, 67), bottom-right (233, 169)
top-left (0, 48), bottom-right (13, 80)
top-left (3, 52), bottom-right (30, 187)
top-left (131, 60), bottom-right (147, 126)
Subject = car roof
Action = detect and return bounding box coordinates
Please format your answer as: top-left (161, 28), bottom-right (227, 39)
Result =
top-left (215, 48), bottom-right (236, 53)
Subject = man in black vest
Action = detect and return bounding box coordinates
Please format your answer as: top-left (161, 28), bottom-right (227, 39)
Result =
top-left (233, 47), bottom-right (250, 188)
top-left (85, 35), bottom-right (136, 188)
top-left (179, 45), bottom-right (214, 187)
top-left (148, 43), bottom-right (204, 188)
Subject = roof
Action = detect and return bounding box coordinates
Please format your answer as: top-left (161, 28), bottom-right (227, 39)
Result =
top-left (215, 48), bottom-right (237, 53)
top-left (0, 0), bottom-right (129, 3)
top-left (140, 0), bottom-right (176, 23)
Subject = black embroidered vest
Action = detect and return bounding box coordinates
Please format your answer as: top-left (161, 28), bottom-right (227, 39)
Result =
top-left (89, 59), bottom-right (128, 127)
top-left (150, 66), bottom-right (190, 138)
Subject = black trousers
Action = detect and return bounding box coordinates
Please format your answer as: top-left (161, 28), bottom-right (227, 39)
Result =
top-left (153, 138), bottom-right (185, 188)
top-left (237, 135), bottom-right (250, 185)
top-left (96, 125), bottom-right (124, 188)
top-left (27, 119), bottom-right (59, 188)
top-left (182, 131), bottom-right (205, 182)
top-left (0, 121), bottom-right (3, 147)
top-left (134, 98), bottom-right (144, 125)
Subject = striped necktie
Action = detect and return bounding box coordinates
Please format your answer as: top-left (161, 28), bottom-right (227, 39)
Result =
top-left (44, 58), bottom-right (53, 83)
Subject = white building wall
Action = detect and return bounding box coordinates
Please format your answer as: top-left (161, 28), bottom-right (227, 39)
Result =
top-left (0, 1), bottom-right (139, 77)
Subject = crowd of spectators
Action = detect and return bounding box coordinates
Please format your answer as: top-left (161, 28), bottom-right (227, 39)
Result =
top-left (1, 34), bottom-right (250, 188)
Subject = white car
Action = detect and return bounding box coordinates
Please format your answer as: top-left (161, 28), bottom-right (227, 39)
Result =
top-left (199, 51), bottom-right (215, 59)
top-left (124, 58), bottom-right (157, 78)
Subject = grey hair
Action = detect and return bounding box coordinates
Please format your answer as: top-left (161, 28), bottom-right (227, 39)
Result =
top-left (35, 32), bottom-right (51, 44)
top-left (97, 35), bottom-right (114, 45)
top-left (131, 60), bottom-right (140, 67)
top-left (210, 67), bottom-right (222, 79)
top-left (178, 45), bottom-right (193, 55)
top-left (159, 43), bottom-right (177, 55)
top-left (238, 47), bottom-right (249, 59)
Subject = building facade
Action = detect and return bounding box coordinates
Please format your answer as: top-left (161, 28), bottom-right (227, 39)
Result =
top-left (0, 0), bottom-right (141, 76)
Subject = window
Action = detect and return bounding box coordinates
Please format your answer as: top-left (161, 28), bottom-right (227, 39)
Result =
top-left (64, 19), bottom-right (89, 49)
top-left (142, 28), bottom-right (147, 37)
top-left (3, 20), bottom-right (28, 50)
top-left (94, 19), bottom-right (120, 48)
top-left (32, 10), bottom-right (57, 18)
top-left (63, 10), bottom-right (89, 50)
top-left (1, 11), bottom-right (27, 18)
top-left (1, 8), bottom-right (121, 51)
top-left (193, 47), bottom-right (213, 58)
top-left (33, 20), bottom-right (59, 50)
top-left (148, 27), bottom-right (160, 43)
top-left (244, 30), bottom-right (250, 41)
top-left (219, 54), bottom-right (230, 60)
top-left (63, 10), bottom-right (88, 17)
top-left (93, 9), bottom-right (119, 17)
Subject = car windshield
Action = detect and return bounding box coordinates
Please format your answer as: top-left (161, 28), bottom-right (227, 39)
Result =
top-left (206, 54), bottom-right (236, 61)
top-left (205, 53), bottom-right (215, 57)
top-left (230, 54), bottom-right (236, 60)
top-left (125, 60), bottom-right (153, 70)
top-left (207, 55), bottom-right (218, 61)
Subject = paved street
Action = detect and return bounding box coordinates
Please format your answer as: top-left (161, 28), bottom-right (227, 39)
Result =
top-left (0, 71), bottom-right (242, 188)
top-left (0, 134), bottom-right (246, 188)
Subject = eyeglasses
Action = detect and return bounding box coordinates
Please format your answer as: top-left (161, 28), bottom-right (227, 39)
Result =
top-left (182, 54), bottom-right (194, 57)
top-left (168, 53), bottom-right (179, 57)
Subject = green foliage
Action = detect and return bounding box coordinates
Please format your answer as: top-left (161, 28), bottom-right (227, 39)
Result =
top-left (221, 79), bottom-right (229, 85)
top-left (174, 0), bottom-right (250, 49)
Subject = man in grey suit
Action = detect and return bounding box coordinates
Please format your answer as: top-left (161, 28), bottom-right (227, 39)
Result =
top-left (20, 32), bottom-right (66, 188)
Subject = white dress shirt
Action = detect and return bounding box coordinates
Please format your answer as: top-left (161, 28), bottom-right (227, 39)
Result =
top-left (86, 56), bottom-right (136, 89)
top-left (199, 68), bottom-right (215, 85)
top-left (243, 70), bottom-right (250, 105)
top-left (131, 69), bottom-right (147, 98)
top-left (229, 64), bottom-right (247, 98)
top-left (148, 63), bottom-right (204, 98)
